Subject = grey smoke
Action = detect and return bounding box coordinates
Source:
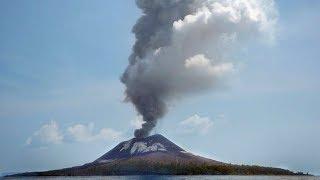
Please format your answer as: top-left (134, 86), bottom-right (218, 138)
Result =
top-left (121, 0), bottom-right (277, 138)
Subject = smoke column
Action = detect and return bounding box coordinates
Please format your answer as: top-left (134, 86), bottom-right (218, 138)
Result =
top-left (121, 0), bottom-right (277, 138)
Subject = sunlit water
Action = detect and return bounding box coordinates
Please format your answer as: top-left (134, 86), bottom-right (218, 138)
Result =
top-left (3, 176), bottom-right (320, 180)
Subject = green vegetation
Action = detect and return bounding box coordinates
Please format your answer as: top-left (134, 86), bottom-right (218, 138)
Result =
top-left (13, 160), bottom-right (303, 176)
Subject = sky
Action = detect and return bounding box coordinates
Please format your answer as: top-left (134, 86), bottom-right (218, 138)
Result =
top-left (0, 0), bottom-right (320, 176)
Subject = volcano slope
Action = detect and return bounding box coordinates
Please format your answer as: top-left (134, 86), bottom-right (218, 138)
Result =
top-left (10, 134), bottom-right (299, 176)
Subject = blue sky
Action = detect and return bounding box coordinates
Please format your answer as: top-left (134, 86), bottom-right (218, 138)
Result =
top-left (0, 0), bottom-right (319, 175)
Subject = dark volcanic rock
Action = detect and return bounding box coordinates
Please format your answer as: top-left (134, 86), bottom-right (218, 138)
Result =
top-left (95, 134), bottom-right (185, 162)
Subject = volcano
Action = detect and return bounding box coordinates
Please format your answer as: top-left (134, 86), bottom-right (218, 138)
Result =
top-left (10, 134), bottom-right (298, 176)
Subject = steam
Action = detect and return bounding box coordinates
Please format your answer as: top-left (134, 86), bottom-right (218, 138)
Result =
top-left (121, 0), bottom-right (277, 138)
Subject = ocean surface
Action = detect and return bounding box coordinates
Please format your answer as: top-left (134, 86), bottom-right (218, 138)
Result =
top-left (2, 176), bottom-right (320, 180)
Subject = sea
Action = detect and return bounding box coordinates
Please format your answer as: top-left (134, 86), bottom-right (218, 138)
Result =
top-left (2, 176), bottom-right (320, 180)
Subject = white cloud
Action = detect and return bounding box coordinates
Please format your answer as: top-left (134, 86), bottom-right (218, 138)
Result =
top-left (67, 123), bottom-right (122, 143)
top-left (26, 120), bottom-right (63, 146)
top-left (179, 114), bottom-right (213, 135)
top-left (26, 121), bottom-right (122, 147)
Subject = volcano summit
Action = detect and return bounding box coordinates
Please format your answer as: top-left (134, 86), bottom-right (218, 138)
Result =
top-left (10, 134), bottom-right (298, 176)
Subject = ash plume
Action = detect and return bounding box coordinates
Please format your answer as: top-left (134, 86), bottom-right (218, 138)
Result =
top-left (121, 0), bottom-right (277, 138)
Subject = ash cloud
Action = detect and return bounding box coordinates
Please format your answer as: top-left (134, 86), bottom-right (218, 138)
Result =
top-left (121, 0), bottom-right (277, 138)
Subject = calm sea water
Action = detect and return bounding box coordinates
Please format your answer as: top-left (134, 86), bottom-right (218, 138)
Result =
top-left (2, 176), bottom-right (320, 180)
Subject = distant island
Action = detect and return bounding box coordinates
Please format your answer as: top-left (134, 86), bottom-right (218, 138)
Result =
top-left (8, 134), bottom-right (307, 176)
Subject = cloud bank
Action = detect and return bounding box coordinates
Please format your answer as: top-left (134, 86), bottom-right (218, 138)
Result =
top-left (26, 121), bottom-right (63, 146)
top-left (26, 121), bottom-right (122, 147)
top-left (67, 123), bottom-right (122, 143)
